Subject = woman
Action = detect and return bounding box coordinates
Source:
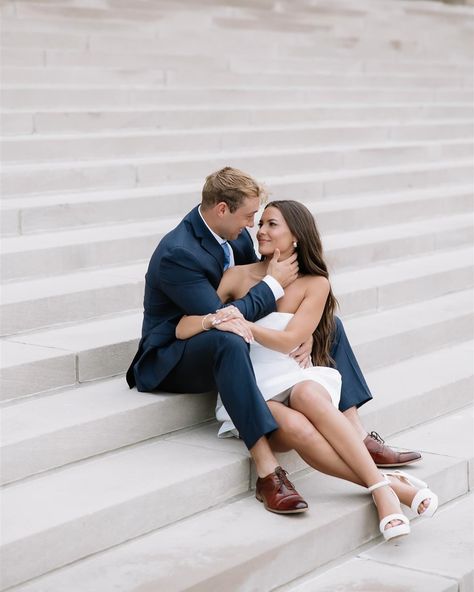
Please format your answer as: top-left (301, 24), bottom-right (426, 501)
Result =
top-left (176, 200), bottom-right (438, 540)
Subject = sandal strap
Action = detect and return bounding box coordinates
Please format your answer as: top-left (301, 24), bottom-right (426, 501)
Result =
top-left (379, 513), bottom-right (409, 532)
top-left (383, 470), bottom-right (427, 489)
top-left (367, 478), bottom-right (391, 493)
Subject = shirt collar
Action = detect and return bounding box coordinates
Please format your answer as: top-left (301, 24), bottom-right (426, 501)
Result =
top-left (198, 205), bottom-right (227, 245)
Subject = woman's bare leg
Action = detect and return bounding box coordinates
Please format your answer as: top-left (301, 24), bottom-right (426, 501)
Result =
top-left (267, 400), bottom-right (363, 485)
top-left (267, 400), bottom-right (430, 514)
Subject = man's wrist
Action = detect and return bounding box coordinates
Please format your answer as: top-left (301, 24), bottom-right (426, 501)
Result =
top-left (263, 275), bottom-right (284, 301)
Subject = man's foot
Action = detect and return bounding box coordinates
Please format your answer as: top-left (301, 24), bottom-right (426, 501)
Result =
top-left (364, 431), bottom-right (422, 468)
top-left (255, 466), bottom-right (308, 514)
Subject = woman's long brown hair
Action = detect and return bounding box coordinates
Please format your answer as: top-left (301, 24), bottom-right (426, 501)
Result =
top-left (265, 200), bottom-right (338, 366)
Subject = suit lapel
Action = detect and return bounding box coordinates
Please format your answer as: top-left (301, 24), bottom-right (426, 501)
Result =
top-left (185, 206), bottom-right (225, 271)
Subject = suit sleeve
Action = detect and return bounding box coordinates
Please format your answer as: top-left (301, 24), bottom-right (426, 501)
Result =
top-left (159, 246), bottom-right (276, 320)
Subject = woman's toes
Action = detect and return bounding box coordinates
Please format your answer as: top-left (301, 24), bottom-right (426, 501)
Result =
top-left (385, 519), bottom-right (403, 530)
top-left (418, 498), bottom-right (431, 515)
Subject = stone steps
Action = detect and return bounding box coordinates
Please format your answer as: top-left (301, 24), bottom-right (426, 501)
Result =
top-left (1, 0), bottom-right (473, 589)
top-left (2, 139), bottom-right (472, 196)
top-left (5, 406), bottom-right (472, 592)
top-left (2, 203), bottom-right (472, 280)
top-left (3, 121), bottom-right (473, 163)
top-left (1, 239), bottom-right (472, 335)
top-left (3, 105), bottom-right (474, 136)
top-left (2, 180), bottom-right (472, 237)
top-left (1, 340), bottom-right (471, 486)
top-left (3, 86), bottom-right (472, 110)
top-left (1, 288), bottom-right (472, 400)
top-left (281, 494), bottom-right (474, 592)
top-left (3, 65), bottom-right (473, 88)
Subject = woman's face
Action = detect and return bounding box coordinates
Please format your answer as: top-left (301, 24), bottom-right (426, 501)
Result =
top-left (257, 206), bottom-right (296, 259)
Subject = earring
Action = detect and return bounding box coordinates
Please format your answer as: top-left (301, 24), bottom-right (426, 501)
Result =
top-left (292, 241), bottom-right (298, 248)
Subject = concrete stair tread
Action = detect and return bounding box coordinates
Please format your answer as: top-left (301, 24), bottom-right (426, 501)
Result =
top-left (1, 431), bottom-right (249, 545)
top-left (1, 263), bottom-right (147, 304)
top-left (3, 102), bottom-right (473, 115)
top-left (1, 288), bottom-right (472, 402)
top-left (280, 495), bottom-right (474, 592)
top-left (2, 340), bottom-right (472, 486)
top-left (3, 87), bottom-right (471, 111)
top-left (2, 311), bottom-right (142, 361)
top-left (1, 175), bottom-right (471, 214)
top-left (344, 289), bottom-right (473, 344)
top-left (2, 204), bottom-right (471, 256)
top-left (4, 118), bottom-right (472, 140)
top-left (5, 414), bottom-right (472, 592)
top-left (2, 156), bottom-right (471, 204)
top-left (2, 244), bottom-right (471, 307)
top-left (3, 121), bottom-right (472, 164)
top-left (2, 137), bottom-right (472, 170)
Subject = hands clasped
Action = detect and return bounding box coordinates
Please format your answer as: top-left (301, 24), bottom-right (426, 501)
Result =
top-left (211, 305), bottom-right (254, 344)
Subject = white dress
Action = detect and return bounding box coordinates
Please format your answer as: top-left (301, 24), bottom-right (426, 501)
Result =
top-left (215, 312), bottom-right (342, 438)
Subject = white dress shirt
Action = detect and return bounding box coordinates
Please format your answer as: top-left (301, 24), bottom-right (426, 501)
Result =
top-left (198, 206), bottom-right (284, 301)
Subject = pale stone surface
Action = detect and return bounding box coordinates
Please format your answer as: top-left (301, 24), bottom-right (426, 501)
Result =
top-left (2, 122), bottom-right (472, 163)
top-left (388, 405), bottom-right (474, 490)
top-left (1, 437), bottom-right (250, 589)
top-left (8, 453), bottom-right (468, 592)
top-left (281, 557), bottom-right (458, 592)
top-left (360, 341), bottom-right (474, 437)
top-left (1, 0), bottom-right (473, 589)
top-left (0, 341), bottom-right (76, 400)
top-left (361, 496), bottom-right (474, 591)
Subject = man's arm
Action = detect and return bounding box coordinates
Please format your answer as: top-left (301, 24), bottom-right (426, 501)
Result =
top-left (159, 246), bottom-right (276, 321)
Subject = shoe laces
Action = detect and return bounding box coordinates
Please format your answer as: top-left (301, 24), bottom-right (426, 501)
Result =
top-left (275, 466), bottom-right (296, 492)
top-left (369, 431), bottom-right (386, 445)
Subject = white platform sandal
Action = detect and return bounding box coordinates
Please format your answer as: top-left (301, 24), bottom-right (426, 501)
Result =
top-left (383, 470), bottom-right (439, 518)
top-left (368, 478), bottom-right (411, 541)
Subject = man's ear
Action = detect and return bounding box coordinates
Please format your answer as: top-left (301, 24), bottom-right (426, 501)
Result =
top-left (215, 202), bottom-right (228, 218)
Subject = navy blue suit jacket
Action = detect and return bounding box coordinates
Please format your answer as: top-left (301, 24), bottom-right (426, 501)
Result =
top-left (126, 205), bottom-right (277, 391)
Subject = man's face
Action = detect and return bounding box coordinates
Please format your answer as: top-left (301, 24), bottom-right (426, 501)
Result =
top-left (220, 196), bottom-right (260, 240)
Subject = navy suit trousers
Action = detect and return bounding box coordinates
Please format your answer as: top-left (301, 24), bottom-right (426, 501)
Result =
top-left (331, 317), bottom-right (373, 411)
top-left (158, 330), bottom-right (278, 450)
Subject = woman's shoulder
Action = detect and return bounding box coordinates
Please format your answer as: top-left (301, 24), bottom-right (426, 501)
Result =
top-left (302, 274), bottom-right (330, 294)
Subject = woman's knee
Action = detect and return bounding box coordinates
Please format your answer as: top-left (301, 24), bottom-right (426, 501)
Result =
top-left (290, 381), bottom-right (332, 412)
top-left (277, 411), bottom-right (319, 446)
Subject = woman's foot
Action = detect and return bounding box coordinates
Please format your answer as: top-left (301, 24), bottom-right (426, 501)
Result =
top-left (368, 479), bottom-right (410, 541)
top-left (383, 470), bottom-right (439, 518)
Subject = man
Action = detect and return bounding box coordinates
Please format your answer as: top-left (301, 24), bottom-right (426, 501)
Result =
top-left (127, 167), bottom-right (420, 514)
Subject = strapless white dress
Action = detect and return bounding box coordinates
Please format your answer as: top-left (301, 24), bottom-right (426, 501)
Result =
top-left (215, 312), bottom-right (342, 438)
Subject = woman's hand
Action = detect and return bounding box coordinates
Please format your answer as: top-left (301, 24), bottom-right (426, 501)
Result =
top-left (211, 305), bottom-right (244, 326)
top-left (289, 335), bottom-right (313, 368)
top-left (215, 317), bottom-right (254, 344)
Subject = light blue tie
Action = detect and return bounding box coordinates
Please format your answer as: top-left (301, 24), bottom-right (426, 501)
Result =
top-left (221, 241), bottom-right (231, 270)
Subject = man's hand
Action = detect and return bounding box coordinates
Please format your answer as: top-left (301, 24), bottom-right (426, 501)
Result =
top-left (290, 335), bottom-right (313, 368)
top-left (211, 305), bottom-right (243, 326)
top-left (267, 249), bottom-right (299, 288)
top-left (215, 317), bottom-right (254, 344)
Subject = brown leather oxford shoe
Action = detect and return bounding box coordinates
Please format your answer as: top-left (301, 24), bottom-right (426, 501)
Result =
top-left (256, 466), bottom-right (308, 514)
top-left (364, 431), bottom-right (422, 468)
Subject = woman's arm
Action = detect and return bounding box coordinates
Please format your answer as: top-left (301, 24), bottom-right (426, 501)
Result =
top-left (248, 276), bottom-right (330, 354)
top-left (175, 267), bottom-right (246, 340)
top-left (176, 307), bottom-right (254, 343)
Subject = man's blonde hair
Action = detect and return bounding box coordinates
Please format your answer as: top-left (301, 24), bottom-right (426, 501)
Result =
top-left (201, 166), bottom-right (265, 212)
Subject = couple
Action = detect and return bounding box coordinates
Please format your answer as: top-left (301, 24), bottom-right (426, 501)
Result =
top-left (126, 167), bottom-right (438, 541)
